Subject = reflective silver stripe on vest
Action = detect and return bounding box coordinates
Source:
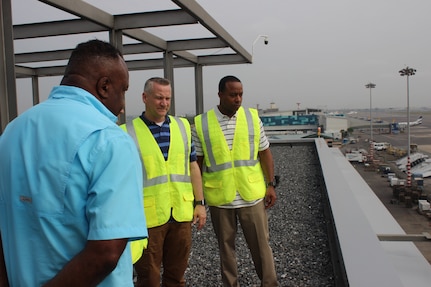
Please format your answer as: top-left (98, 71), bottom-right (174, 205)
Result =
top-left (126, 121), bottom-right (154, 183)
top-left (126, 119), bottom-right (190, 185)
top-left (173, 116), bottom-right (189, 176)
top-left (126, 121), bottom-right (146, 181)
top-left (170, 174), bottom-right (190, 183)
top-left (146, 175), bottom-right (168, 186)
top-left (244, 108), bottom-right (255, 159)
top-left (202, 109), bottom-right (258, 173)
top-left (201, 113), bottom-right (217, 168)
top-left (126, 121), bottom-right (168, 184)
top-left (207, 162), bottom-right (232, 173)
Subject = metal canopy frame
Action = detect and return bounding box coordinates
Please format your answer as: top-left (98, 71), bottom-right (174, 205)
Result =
top-left (1, 0), bottom-right (252, 132)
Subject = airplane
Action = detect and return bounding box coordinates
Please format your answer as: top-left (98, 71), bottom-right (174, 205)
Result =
top-left (398, 116), bottom-right (423, 129)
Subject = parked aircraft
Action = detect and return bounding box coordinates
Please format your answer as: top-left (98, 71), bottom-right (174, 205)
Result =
top-left (398, 116), bottom-right (423, 129)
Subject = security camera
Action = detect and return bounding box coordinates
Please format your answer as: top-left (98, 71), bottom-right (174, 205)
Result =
top-left (264, 39), bottom-right (269, 45)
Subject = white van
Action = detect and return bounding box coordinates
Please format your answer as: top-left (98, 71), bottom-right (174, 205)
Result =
top-left (373, 142), bottom-right (388, 151)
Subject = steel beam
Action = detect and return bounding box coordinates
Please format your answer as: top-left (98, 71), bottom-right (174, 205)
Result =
top-left (38, 0), bottom-right (114, 28)
top-left (167, 37), bottom-right (227, 51)
top-left (13, 19), bottom-right (105, 39)
top-left (31, 76), bottom-right (40, 105)
top-left (114, 10), bottom-right (197, 30)
top-left (15, 66), bottom-right (37, 78)
top-left (163, 51), bottom-right (175, 115)
top-left (4, 0), bottom-right (253, 126)
top-left (15, 50), bottom-right (73, 64)
top-left (172, 0), bottom-right (252, 63)
top-left (1, 0), bottom-right (18, 132)
top-left (198, 54), bottom-right (248, 65)
top-left (194, 65), bottom-right (203, 115)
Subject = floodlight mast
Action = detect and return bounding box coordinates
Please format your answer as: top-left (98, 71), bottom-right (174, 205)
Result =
top-left (365, 82), bottom-right (376, 162)
top-left (399, 66), bottom-right (416, 187)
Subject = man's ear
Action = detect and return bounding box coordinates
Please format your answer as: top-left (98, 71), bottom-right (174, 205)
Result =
top-left (96, 77), bottom-right (110, 99)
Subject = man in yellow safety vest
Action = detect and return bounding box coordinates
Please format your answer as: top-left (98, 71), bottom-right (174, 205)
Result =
top-left (122, 77), bottom-right (206, 287)
top-left (193, 75), bottom-right (279, 287)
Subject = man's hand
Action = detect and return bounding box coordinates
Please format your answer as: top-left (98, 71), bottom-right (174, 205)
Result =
top-left (193, 205), bottom-right (207, 230)
top-left (264, 186), bottom-right (277, 209)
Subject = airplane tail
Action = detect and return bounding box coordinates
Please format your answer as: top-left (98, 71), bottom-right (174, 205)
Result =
top-left (411, 116), bottom-right (423, 125)
top-left (417, 116), bottom-right (423, 124)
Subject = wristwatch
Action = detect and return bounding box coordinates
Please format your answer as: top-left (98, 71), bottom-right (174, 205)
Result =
top-left (266, 175), bottom-right (280, 188)
top-left (194, 199), bottom-right (206, 206)
top-left (267, 181), bottom-right (277, 188)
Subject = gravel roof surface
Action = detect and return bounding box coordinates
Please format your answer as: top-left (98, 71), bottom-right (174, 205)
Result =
top-left (185, 144), bottom-right (335, 287)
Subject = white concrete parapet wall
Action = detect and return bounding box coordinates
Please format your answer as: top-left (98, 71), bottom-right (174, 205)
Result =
top-left (315, 137), bottom-right (431, 287)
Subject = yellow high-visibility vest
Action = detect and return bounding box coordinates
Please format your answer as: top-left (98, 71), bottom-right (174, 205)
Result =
top-left (130, 239), bottom-right (148, 264)
top-left (121, 116), bottom-right (194, 264)
top-left (194, 107), bottom-right (266, 206)
top-left (122, 116), bottom-right (194, 228)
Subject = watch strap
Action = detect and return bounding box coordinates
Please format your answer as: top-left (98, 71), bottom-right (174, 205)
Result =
top-left (194, 199), bottom-right (205, 206)
top-left (267, 181), bottom-right (276, 188)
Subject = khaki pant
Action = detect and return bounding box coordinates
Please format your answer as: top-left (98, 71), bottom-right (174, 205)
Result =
top-left (210, 200), bottom-right (279, 287)
top-left (134, 221), bottom-right (192, 287)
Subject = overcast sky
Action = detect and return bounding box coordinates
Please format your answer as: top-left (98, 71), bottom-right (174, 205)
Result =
top-left (12, 0), bottom-right (431, 116)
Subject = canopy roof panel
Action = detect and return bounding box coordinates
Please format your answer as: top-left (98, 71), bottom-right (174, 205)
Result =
top-left (1, 0), bottom-right (252, 131)
top-left (11, 0), bottom-right (252, 78)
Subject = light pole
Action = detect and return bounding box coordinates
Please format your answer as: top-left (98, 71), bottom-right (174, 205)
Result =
top-left (252, 35), bottom-right (268, 62)
top-left (365, 82), bottom-right (376, 163)
top-left (399, 67), bottom-right (416, 188)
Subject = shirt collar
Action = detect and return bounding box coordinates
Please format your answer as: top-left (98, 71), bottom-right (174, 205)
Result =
top-left (49, 85), bottom-right (118, 123)
top-left (140, 112), bottom-right (170, 126)
top-left (214, 106), bottom-right (238, 120)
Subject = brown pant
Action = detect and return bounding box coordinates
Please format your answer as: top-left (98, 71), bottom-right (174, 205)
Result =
top-left (134, 221), bottom-right (192, 287)
top-left (210, 200), bottom-right (279, 287)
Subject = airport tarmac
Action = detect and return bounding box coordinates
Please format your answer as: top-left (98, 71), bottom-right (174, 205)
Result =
top-left (342, 110), bottom-right (431, 264)
top-left (349, 109), bottom-right (431, 154)
top-left (353, 161), bottom-right (431, 265)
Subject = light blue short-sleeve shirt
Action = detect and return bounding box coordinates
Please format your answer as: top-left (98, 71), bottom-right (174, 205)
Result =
top-left (0, 86), bottom-right (147, 286)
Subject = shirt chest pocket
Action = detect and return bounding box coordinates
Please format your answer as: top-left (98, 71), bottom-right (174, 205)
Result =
top-left (29, 188), bottom-right (66, 216)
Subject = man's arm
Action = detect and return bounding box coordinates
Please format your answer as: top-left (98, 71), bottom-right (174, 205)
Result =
top-left (190, 161), bottom-right (206, 230)
top-left (258, 148), bottom-right (277, 209)
top-left (0, 233), bottom-right (10, 287)
top-left (196, 156), bottom-right (204, 172)
top-left (43, 239), bottom-right (127, 287)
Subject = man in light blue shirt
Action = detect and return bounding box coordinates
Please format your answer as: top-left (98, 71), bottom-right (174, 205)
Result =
top-left (0, 40), bottom-right (147, 286)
